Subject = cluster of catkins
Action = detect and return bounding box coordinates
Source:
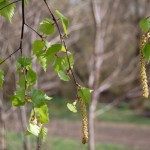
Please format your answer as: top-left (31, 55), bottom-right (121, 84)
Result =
top-left (140, 32), bottom-right (150, 98)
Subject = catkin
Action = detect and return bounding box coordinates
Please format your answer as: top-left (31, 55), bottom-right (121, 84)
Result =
top-left (140, 34), bottom-right (149, 98)
top-left (78, 98), bottom-right (88, 144)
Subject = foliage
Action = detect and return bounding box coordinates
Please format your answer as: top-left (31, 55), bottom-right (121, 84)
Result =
top-left (139, 17), bottom-right (150, 61)
top-left (0, 69), bottom-right (4, 88)
top-left (0, 0), bottom-right (16, 22)
top-left (39, 18), bottom-right (54, 35)
top-left (0, 0), bottom-right (92, 144)
top-left (139, 17), bottom-right (150, 98)
top-left (139, 18), bottom-right (150, 33)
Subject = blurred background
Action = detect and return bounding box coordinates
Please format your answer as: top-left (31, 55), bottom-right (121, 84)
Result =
top-left (0, 0), bottom-right (150, 150)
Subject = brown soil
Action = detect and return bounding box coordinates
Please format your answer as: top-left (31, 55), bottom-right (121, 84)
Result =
top-left (48, 120), bottom-right (150, 150)
top-left (6, 114), bottom-right (150, 150)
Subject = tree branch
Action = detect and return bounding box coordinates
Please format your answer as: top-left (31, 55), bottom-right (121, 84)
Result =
top-left (43, 0), bottom-right (79, 99)
top-left (25, 23), bottom-right (43, 39)
top-left (19, 0), bottom-right (25, 55)
top-left (0, 48), bottom-right (20, 65)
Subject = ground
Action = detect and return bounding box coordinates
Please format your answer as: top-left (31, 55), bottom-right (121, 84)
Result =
top-left (48, 119), bottom-right (150, 150)
top-left (5, 100), bottom-right (150, 150)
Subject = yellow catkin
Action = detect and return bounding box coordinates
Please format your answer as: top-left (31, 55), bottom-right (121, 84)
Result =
top-left (79, 98), bottom-right (88, 144)
top-left (140, 34), bottom-right (149, 98)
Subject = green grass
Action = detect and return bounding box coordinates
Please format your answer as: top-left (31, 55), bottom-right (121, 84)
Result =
top-left (6, 131), bottom-right (138, 150)
top-left (49, 97), bottom-right (150, 125)
top-left (98, 108), bottom-right (150, 125)
top-left (44, 138), bottom-right (136, 150)
top-left (49, 96), bottom-right (81, 120)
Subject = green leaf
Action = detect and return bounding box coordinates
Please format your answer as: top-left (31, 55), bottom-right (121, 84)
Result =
top-left (67, 52), bottom-right (74, 67)
top-left (36, 51), bottom-right (47, 71)
top-left (143, 43), bottom-right (150, 60)
top-left (55, 10), bottom-right (69, 35)
top-left (18, 75), bottom-right (25, 88)
top-left (9, 88), bottom-right (25, 107)
top-left (10, 95), bottom-right (25, 106)
top-left (35, 105), bottom-right (49, 124)
top-left (0, 0), bottom-right (16, 22)
top-left (31, 90), bottom-right (45, 107)
top-left (26, 68), bottom-right (37, 87)
top-left (32, 40), bottom-right (45, 55)
top-left (44, 94), bottom-right (52, 101)
top-left (53, 53), bottom-right (74, 72)
top-left (25, 130), bottom-right (31, 136)
top-left (35, 43), bottom-right (67, 71)
top-left (53, 57), bottom-right (65, 72)
top-left (15, 88), bottom-right (25, 100)
top-left (39, 127), bottom-right (47, 141)
top-left (47, 44), bottom-right (63, 54)
top-left (24, 0), bottom-right (28, 6)
top-left (10, 88), bottom-right (25, 106)
top-left (67, 103), bottom-right (77, 113)
top-left (0, 69), bottom-right (4, 89)
top-left (31, 90), bottom-right (52, 107)
top-left (17, 56), bottom-right (32, 71)
top-left (46, 44), bottom-right (64, 65)
top-left (139, 18), bottom-right (150, 32)
top-left (39, 18), bottom-right (54, 35)
top-left (58, 70), bottom-right (70, 81)
top-left (78, 87), bottom-right (92, 104)
top-left (27, 123), bottom-right (40, 137)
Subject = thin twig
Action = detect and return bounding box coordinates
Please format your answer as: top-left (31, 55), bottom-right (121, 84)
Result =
top-left (0, 0), bottom-right (21, 11)
top-left (0, 48), bottom-right (20, 65)
top-left (43, 0), bottom-right (79, 99)
top-left (19, 0), bottom-right (25, 55)
top-left (37, 137), bottom-right (41, 150)
top-left (25, 23), bottom-right (43, 38)
top-left (0, 0), bottom-right (25, 65)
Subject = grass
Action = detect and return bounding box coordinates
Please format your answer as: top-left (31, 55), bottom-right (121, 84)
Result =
top-left (5, 98), bottom-right (148, 150)
top-left (49, 97), bottom-right (150, 125)
top-left (49, 96), bottom-right (81, 120)
top-left (6, 131), bottom-right (138, 150)
top-left (98, 108), bottom-right (150, 125)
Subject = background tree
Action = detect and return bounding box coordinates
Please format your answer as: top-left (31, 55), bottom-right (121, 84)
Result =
top-left (0, 0), bottom-right (150, 150)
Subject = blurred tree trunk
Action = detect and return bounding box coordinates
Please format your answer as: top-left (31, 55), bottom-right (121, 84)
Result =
top-left (88, 93), bottom-right (99, 150)
top-left (88, 0), bottom-right (103, 150)
top-left (134, 0), bottom-right (141, 56)
top-left (0, 91), bottom-right (6, 150)
top-left (20, 107), bottom-right (30, 150)
top-left (134, 0), bottom-right (148, 56)
top-left (15, 74), bottom-right (30, 150)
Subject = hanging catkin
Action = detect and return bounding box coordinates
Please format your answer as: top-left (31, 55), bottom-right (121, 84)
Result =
top-left (78, 98), bottom-right (88, 144)
top-left (140, 34), bottom-right (149, 98)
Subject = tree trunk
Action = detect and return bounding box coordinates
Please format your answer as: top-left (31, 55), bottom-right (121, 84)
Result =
top-left (0, 91), bottom-right (6, 150)
top-left (20, 107), bottom-right (30, 150)
top-left (88, 93), bottom-right (98, 150)
top-left (89, 0), bottom-right (104, 150)
top-left (88, 0), bottom-right (102, 149)
top-left (15, 73), bottom-right (30, 150)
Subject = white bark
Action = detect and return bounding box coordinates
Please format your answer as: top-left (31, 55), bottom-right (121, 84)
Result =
top-left (88, 0), bottom-right (103, 150)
